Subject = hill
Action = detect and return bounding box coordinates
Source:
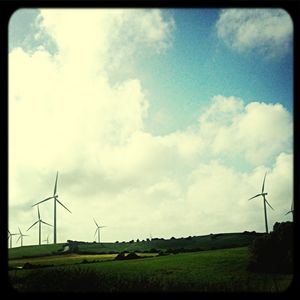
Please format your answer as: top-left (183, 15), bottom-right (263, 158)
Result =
top-left (9, 231), bottom-right (262, 259)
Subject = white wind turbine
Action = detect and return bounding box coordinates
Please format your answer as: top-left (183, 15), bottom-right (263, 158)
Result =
top-left (27, 205), bottom-right (53, 245)
top-left (43, 234), bottom-right (50, 244)
top-left (93, 218), bottom-right (106, 244)
top-left (285, 200), bottom-right (294, 220)
top-left (16, 227), bottom-right (29, 247)
top-left (8, 230), bottom-right (18, 248)
top-left (32, 172), bottom-right (71, 244)
top-left (248, 172), bottom-right (274, 234)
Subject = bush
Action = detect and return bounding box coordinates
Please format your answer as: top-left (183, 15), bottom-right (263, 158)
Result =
top-left (150, 248), bottom-right (159, 253)
top-left (126, 252), bottom-right (141, 260)
top-left (114, 252), bottom-right (126, 260)
top-left (248, 221), bottom-right (293, 274)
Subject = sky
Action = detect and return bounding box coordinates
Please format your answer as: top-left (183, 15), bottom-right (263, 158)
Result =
top-left (8, 8), bottom-right (293, 246)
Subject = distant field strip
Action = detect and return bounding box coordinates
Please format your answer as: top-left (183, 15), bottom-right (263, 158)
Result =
top-left (9, 252), bottom-right (158, 268)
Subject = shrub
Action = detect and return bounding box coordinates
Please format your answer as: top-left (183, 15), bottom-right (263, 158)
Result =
top-left (81, 259), bottom-right (89, 264)
top-left (150, 248), bottom-right (159, 253)
top-left (126, 252), bottom-right (141, 260)
top-left (114, 252), bottom-right (126, 260)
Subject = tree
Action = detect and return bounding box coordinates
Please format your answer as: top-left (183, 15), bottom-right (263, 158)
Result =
top-left (248, 221), bottom-right (293, 273)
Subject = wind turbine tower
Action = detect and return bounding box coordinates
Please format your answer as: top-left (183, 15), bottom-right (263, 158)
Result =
top-left (8, 230), bottom-right (18, 248)
top-left (248, 172), bottom-right (274, 234)
top-left (16, 227), bottom-right (29, 247)
top-left (93, 218), bottom-right (106, 244)
top-left (43, 234), bottom-right (50, 244)
top-left (32, 172), bottom-right (71, 244)
top-left (285, 201), bottom-right (294, 220)
top-left (27, 205), bottom-right (53, 245)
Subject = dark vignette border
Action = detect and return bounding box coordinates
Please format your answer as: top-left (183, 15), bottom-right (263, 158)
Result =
top-left (1, 0), bottom-right (298, 297)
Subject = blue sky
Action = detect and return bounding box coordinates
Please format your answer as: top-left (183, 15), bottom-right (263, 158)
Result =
top-left (136, 9), bottom-right (293, 134)
top-left (9, 9), bottom-right (293, 244)
top-left (9, 8), bottom-right (293, 135)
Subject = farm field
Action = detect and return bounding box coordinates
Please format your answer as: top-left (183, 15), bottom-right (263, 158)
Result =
top-left (9, 252), bottom-right (157, 268)
top-left (8, 247), bottom-right (293, 292)
top-left (8, 231), bottom-right (262, 259)
top-left (8, 243), bottom-right (64, 260)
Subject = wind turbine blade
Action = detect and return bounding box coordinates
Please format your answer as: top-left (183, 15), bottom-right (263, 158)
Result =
top-left (94, 228), bottom-right (98, 238)
top-left (248, 194), bottom-right (262, 201)
top-left (56, 199), bottom-right (72, 213)
top-left (27, 221), bottom-right (39, 231)
top-left (261, 172), bottom-right (267, 193)
top-left (93, 218), bottom-right (99, 227)
top-left (99, 226), bottom-right (106, 228)
top-left (41, 220), bottom-right (53, 227)
top-left (54, 171), bottom-right (58, 196)
top-left (16, 235), bottom-right (21, 243)
top-left (37, 205), bottom-right (40, 220)
top-left (32, 197), bottom-right (54, 207)
top-left (285, 210), bottom-right (292, 215)
top-left (18, 227), bottom-right (22, 235)
top-left (265, 199), bottom-right (274, 210)
top-left (8, 229), bottom-right (11, 235)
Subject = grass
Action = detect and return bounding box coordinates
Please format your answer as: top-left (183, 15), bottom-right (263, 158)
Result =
top-left (8, 243), bottom-right (64, 260)
top-left (9, 252), bottom-right (158, 268)
top-left (8, 247), bottom-right (293, 292)
top-left (8, 232), bottom-right (263, 259)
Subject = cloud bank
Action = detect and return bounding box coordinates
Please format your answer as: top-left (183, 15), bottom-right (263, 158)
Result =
top-left (9, 9), bottom-right (293, 245)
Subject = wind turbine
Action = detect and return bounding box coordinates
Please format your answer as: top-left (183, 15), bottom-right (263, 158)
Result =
top-left (248, 172), bottom-right (274, 234)
top-left (27, 206), bottom-right (53, 245)
top-left (43, 234), bottom-right (50, 244)
top-left (16, 227), bottom-right (29, 247)
top-left (285, 200), bottom-right (294, 220)
top-left (32, 171), bottom-right (71, 244)
top-left (93, 218), bottom-right (106, 244)
top-left (8, 230), bottom-right (18, 248)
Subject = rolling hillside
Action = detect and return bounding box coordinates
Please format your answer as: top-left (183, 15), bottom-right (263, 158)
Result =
top-left (9, 231), bottom-right (263, 259)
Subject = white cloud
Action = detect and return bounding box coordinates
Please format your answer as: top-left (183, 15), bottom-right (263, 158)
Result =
top-left (216, 9), bottom-right (293, 58)
top-left (200, 96), bottom-right (293, 166)
top-left (9, 9), bottom-right (293, 246)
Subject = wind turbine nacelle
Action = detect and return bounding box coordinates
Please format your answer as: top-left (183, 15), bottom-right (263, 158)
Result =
top-left (262, 192), bottom-right (268, 196)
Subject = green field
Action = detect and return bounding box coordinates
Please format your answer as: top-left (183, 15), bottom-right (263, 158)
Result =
top-left (8, 247), bottom-right (292, 292)
top-left (8, 243), bottom-right (64, 260)
top-left (8, 232), bottom-right (262, 259)
top-left (9, 252), bottom-right (157, 268)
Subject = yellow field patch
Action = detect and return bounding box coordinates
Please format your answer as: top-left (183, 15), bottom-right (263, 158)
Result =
top-left (9, 252), bottom-right (158, 268)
